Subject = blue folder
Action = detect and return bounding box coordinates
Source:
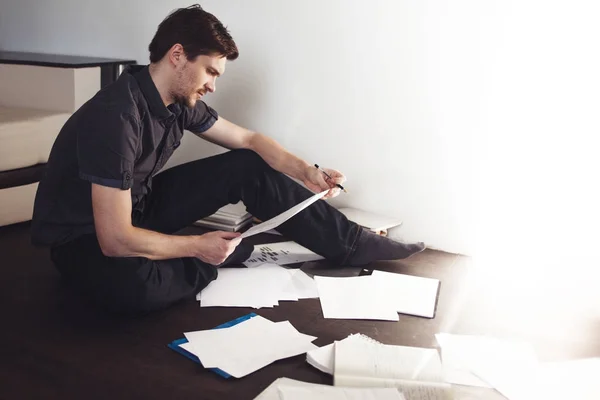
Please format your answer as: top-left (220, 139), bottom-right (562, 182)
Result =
top-left (167, 313), bottom-right (258, 379)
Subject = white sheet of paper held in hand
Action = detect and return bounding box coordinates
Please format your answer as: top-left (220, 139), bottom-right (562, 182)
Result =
top-left (241, 190), bottom-right (328, 239)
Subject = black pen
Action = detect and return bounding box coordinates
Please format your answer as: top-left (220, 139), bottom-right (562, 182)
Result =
top-left (314, 164), bottom-right (348, 193)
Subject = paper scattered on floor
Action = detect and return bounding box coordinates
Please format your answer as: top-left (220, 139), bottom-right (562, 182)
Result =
top-left (282, 267), bottom-right (319, 299)
top-left (334, 338), bottom-right (444, 386)
top-left (314, 275), bottom-right (400, 321)
top-left (313, 271), bottom-right (440, 321)
top-left (197, 264), bottom-right (318, 308)
top-left (244, 241), bottom-right (324, 267)
top-left (307, 333), bottom-right (382, 375)
top-left (183, 315), bottom-right (317, 378)
top-left (371, 270), bottom-right (440, 318)
top-left (254, 377), bottom-right (406, 400)
top-left (279, 385), bottom-right (406, 400)
top-left (435, 333), bottom-right (537, 391)
top-left (435, 333), bottom-right (600, 399)
top-left (535, 358), bottom-right (600, 400)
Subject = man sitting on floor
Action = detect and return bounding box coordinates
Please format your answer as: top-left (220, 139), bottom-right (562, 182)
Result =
top-left (31, 4), bottom-right (424, 314)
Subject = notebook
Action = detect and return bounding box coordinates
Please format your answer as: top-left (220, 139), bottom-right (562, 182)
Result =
top-left (307, 333), bottom-right (382, 375)
top-left (254, 378), bottom-right (406, 400)
top-left (333, 339), bottom-right (454, 400)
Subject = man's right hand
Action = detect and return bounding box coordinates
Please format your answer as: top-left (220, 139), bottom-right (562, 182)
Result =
top-left (191, 231), bottom-right (242, 265)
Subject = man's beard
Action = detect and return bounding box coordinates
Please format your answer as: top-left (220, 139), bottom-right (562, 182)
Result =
top-left (171, 90), bottom-right (196, 108)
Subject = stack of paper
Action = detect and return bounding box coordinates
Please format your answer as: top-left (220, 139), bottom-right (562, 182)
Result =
top-left (183, 315), bottom-right (317, 378)
top-left (254, 378), bottom-right (406, 400)
top-left (314, 272), bottom-right (440, 321)
top-left (194, 201), bottom-right (252, 231)
top-left (243, 241), bottom-right (324, 267)
top-left (197, 263), bottom-right (318, 308)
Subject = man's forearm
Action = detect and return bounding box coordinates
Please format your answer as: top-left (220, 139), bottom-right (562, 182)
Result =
top-left (101, 226), bottom-right (196, 260)
top-left (248, 133), bottom-right (310, 181)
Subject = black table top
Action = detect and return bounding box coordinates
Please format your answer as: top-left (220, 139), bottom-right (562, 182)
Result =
top-left (0, 50), bottom-right (136, 68)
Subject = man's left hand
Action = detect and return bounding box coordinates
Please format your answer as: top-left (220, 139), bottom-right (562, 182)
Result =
top-left (302, 165), bottom-right (346, 200)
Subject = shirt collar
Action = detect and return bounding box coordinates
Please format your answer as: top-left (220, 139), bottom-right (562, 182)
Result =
top-left (129, 65), bottom-right (173, 120)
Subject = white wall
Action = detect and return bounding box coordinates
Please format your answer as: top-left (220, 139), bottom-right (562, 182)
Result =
top-left (1, 1), bottom-right (598, 259)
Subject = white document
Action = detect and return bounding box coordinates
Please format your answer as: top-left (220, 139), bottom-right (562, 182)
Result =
top-left (254, 378), bottom-right (405, 400)
top-left (390, 381), bottom-right (454, 400)
top-left (184, 315), bottom-right (273, 367)
top-left (244, 241), bottom-right (324, 267)
top-left (307, 334), bottom-right (381, 375)
top-left (315, 276), bottom-right (399, 321)
top-left (470, 348), bottom-right (539, 400)
top-left (282, 269), bottom-right (319, 299)
top-left (212, 324), bottom-right (317, 378)
top-left (184, 316), bottom-right (317, 378)
top-left (334, 340), bottom-right (444, 387)
top-left (371, 271), bottom-right (440, 318)
top-left (471, 362), bottom-right (537, 400)
top-left (278, 385), bottom-right (406, 400)
top-left (535, 358), bottom-right (600, 400)
top-left (241, 190), bottom-right (328, 238)
top-left (435, 333), bottom-right (537, 391)
top-left (198, 263), bottom-right (296, 308)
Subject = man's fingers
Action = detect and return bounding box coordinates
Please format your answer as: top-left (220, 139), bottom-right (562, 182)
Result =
top-left (323, 187), bottom-right (340, 199)
top-left (218, 231), bottom-right (242, 240)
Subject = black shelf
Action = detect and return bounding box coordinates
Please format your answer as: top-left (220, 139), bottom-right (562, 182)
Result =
top-left (0, 50), bottom-right (137, 88)
top-left (0, 50), bottom-right (136, 69)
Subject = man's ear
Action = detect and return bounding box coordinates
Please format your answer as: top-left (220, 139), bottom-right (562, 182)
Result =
top-left (168, 44), bottom-right (185, 66)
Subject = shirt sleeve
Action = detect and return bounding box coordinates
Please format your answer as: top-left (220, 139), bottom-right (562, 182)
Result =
top-left (183, 100), bottom-right (219, 134)
top-left (77, 109), bottom-right (139, 190)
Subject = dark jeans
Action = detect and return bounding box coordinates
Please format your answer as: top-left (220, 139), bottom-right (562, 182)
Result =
top-left (51, 149), bottom-right (361, 314)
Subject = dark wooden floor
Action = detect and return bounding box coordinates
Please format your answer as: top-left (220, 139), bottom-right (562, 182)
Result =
top-left (0, 222), bottom-right (598, 400)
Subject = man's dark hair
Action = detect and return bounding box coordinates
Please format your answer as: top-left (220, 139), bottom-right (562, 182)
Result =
top-left (148, 4), bottom-right (239, 63)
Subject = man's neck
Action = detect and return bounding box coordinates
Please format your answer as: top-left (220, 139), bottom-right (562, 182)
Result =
top-left (148, 63), bottom-right (173, 106)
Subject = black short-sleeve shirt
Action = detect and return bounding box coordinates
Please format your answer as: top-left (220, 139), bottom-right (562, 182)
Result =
top-left (31, 65), bottom-right (218, 246)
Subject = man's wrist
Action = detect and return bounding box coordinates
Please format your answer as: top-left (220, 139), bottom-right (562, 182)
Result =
top-left (182, 235), bottom-right (200, 259)
top-left (296, 159), bottom-right (312, 181)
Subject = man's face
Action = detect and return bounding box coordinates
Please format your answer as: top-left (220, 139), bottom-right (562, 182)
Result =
top-left (171, 54), bottom-right (226, 108)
